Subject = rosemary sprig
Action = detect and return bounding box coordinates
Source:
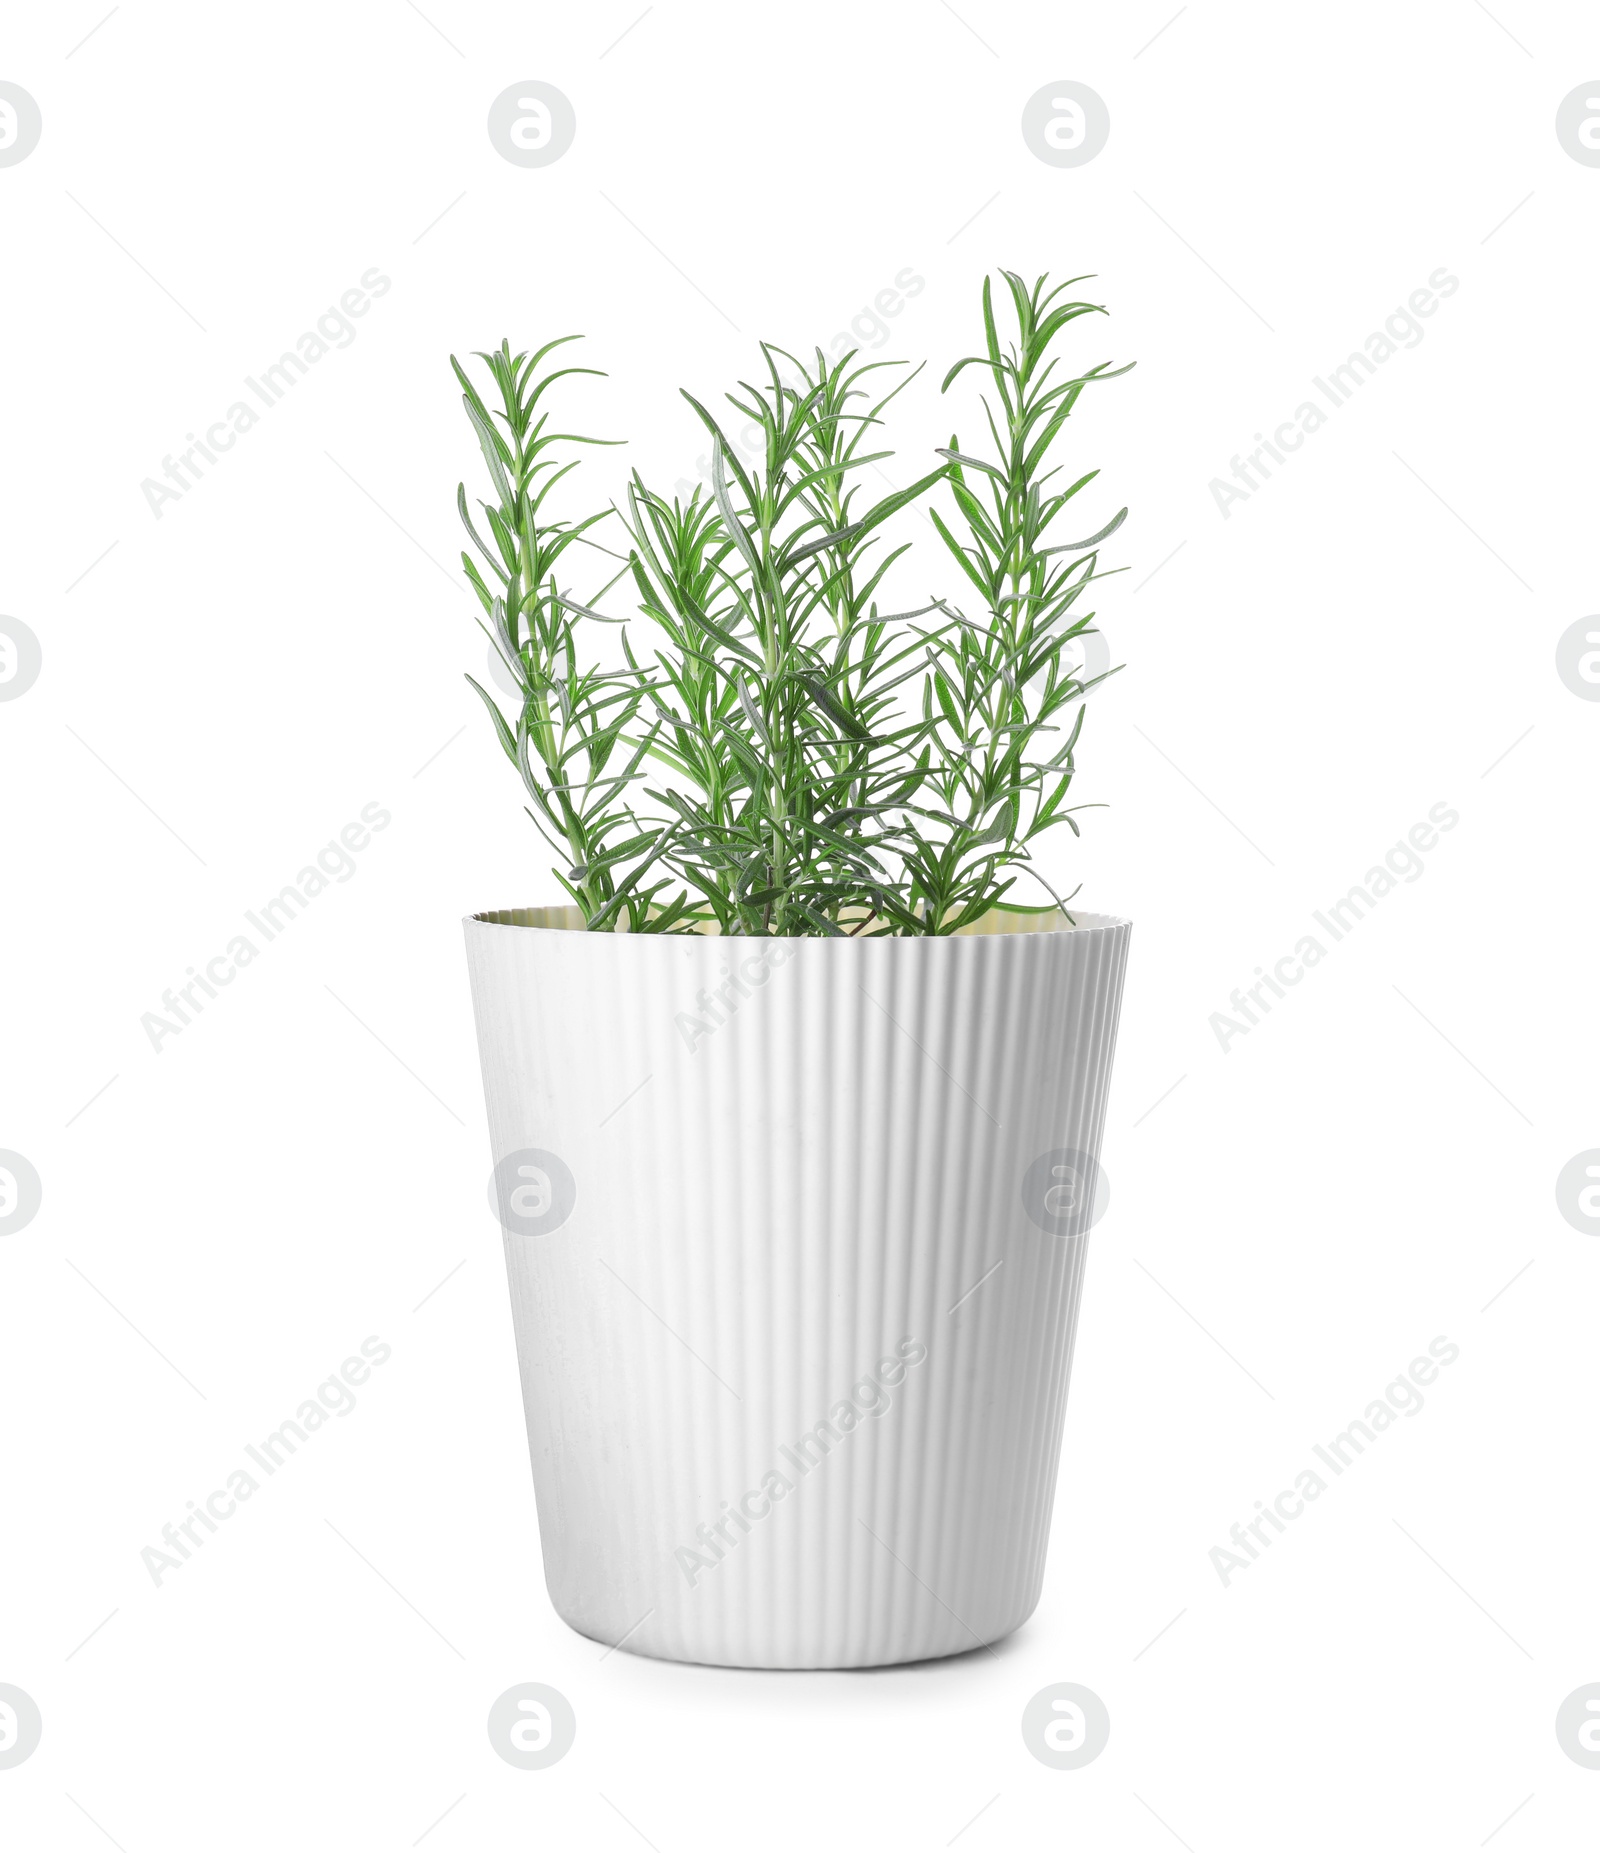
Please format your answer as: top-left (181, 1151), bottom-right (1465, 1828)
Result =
top-left (452, 271), bottom-right (1133, 935)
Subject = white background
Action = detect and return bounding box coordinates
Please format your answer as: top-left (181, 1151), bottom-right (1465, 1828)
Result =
top-left (3, 0), bottom-right (1598, 1846)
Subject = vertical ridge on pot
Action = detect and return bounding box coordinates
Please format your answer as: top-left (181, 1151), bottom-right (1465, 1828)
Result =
top-left (465, 913), bottom-right (1130, 1670)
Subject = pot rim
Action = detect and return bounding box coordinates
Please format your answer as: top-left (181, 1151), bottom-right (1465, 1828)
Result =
top-left (465, 905), bottom-right (1130, 940)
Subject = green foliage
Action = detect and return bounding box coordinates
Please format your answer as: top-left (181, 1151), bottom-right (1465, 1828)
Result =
top-left (451, 270), bottom-right (1132, 935)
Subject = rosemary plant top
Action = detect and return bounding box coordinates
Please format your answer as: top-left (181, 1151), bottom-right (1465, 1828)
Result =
top-left (453, 269), bottom-right (1132, 935)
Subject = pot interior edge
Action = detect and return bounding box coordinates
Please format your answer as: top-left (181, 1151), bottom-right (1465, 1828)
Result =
top-left (466, 905), bottom-right (1130, 938)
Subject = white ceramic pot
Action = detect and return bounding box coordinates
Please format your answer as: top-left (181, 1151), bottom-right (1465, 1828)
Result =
top-left (464, 907), bottom-right (1130, 1669)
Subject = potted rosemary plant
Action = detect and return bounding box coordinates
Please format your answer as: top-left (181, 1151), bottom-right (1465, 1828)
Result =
top-left (458, 272), bottom-right (1133, 1668)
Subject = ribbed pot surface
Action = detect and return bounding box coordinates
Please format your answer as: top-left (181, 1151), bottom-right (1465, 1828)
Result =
top-left (464, 909), bottom-right (1130, 1669)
